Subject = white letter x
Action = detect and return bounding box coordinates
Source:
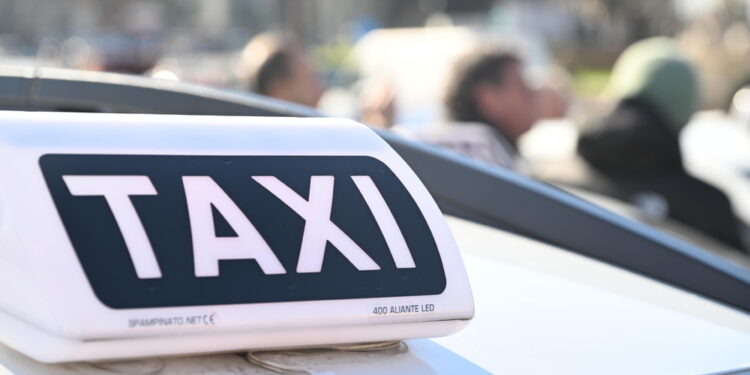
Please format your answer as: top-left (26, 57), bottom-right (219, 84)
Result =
top-left (252, 176), bottom-right (381, 273)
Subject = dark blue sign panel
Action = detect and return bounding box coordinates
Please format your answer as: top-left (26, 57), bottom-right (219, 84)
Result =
top-left (40, 155), bottom-right (446, 309)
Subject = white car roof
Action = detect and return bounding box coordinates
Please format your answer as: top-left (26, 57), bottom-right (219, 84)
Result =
top-left (438, 216), bottom-right (750, 374)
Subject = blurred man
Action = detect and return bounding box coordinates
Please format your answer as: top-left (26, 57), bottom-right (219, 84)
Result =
top-left (417, 50), bottom-right (537, 172)
top-left (574, 37), bottom-right (749, 252)
top-left (236, 32), bottom-right (322, 108)
top-left (446, 50), bottom-right (537, 145)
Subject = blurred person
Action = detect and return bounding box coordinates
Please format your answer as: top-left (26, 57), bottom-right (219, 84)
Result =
top-left (358, 78), bottom-right (397, 129)
top-left (574, 37), bottom-right (749, 252)
top-left (536, 87), bottom-right (566, 119)
top-left (531, 65), bottom-right (572, 119)
top-left (446, 50), bottom-right (537, 146)
top-left (415, 49), bottom-right (537, 172)
top-left (98, 33), bottom-right (162, 75)
top-left (235, 32), bottom-right (322, 108)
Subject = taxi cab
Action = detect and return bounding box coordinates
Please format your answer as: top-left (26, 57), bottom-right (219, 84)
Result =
top-left (0, 67), bottom-right (747, 374)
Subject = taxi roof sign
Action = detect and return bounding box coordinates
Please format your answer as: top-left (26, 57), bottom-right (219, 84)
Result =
top-left (0, 111), bottom-right (473, 363)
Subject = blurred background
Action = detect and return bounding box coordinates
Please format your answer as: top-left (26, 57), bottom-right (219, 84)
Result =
top-left (4, 1), bottom-right (750, 110)
top-left (3, 0), bottom-right (749, 109)
top-left (1, 0), bottom-right (750, 267)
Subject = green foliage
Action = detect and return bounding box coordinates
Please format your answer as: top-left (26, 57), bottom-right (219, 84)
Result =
top-left (572, 69), bottom-right (611, 98)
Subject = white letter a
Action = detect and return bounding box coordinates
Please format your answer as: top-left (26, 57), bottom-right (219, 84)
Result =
top-left (183, 176), bottom-right (286, 277)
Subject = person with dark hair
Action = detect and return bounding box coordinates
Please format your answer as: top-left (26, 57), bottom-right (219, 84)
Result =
top-left (416, 49), bottom-right (537, 172)
top-left (235, 32), bottom-right (322, 108)
top-left (446, 51), bottom-right (536, 143)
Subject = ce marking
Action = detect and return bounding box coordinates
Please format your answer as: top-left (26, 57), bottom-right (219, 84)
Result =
top-left (202, 313), bottom-right (216, 326)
